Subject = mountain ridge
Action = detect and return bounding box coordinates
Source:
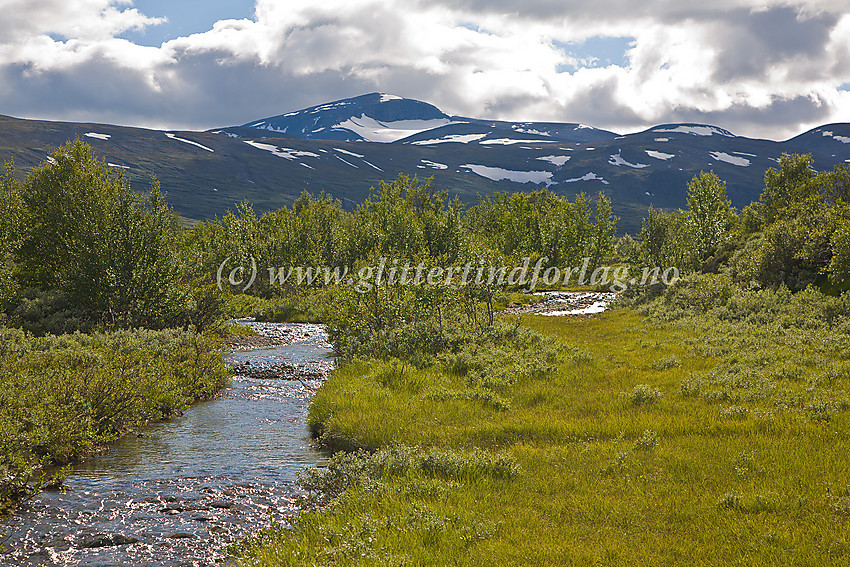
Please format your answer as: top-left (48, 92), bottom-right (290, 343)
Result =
top-left (1, 93), bottom-right (849, 233)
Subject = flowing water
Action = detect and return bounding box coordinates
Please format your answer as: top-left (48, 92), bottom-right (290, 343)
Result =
top-left (0, 323), bottom-right (333, 567)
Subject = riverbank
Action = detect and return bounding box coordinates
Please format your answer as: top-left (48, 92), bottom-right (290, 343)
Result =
top-left (1, 322), bottom-right (333, 566)
top-left (0, 328), bottom-right (229, 514)
top-left (234, 304), bottom-right (850, 565)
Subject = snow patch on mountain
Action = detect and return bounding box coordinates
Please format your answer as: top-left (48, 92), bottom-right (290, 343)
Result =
top-left (421, 160), bottom-right (448, 170)
top-left (823, 130), bottom-right (850, 144)
top-left (244, 140), bottom-right (320, 160)
top-left (462, 164), bottom-right (554, 185)
top-left (609, 150), bottom-right (649, 168)
top-left (537, 155), bottom-right (571, 166)
top-left (166, 133), bottom-right (214, 152)
top-left (310, 101), bottom-right (355, 114)
top-left (646, 150), bottom-right (675, 160)
top-left (85, 132), bottom-right (111, 140)
top-left (709, 151), bottom-right (750, 167)
top-left (335, 148), bottom-right (365, 158)
top-left (107, 163), bottom-right (129, 169)
top-left (335, 115), bottom-right (457, 143)
top-left (654, 125), bottom-right (733, 137)
top-left (480, 138), bottom-right (549, 145)
top-left (257, 124), bottom-right (288, 133)
top-left (335, 156), bottom-right (359, 168)
top-left (411, 133), bottom-right (488, 145)
top-left (513, 126), bottom-right (551, 136)
top-left (563, 172), bottom-right (609, 185)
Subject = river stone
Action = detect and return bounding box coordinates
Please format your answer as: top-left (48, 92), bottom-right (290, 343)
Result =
top-left (46, 537), bottom-right (71, 551)
top-left (167, 532), bottom-right (196, 539)
top-left (208, 500), bottom-right (233, 509)
top-left (78, 534), bottom-right (139, 548)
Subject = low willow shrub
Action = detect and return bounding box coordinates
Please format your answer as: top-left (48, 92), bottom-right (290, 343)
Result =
top-left (625, 384), bottom-right (664, 406)
top-left (652, 355), bottom-right (680, 370)
top-left (438, 325), bottom-right (560, 385)
top-left (0, 327), bottom-right (229, 512)
top-left (621, 273), bottom-right (850, 424)
top-left (633, 430), bottom-right (659, 451)
top-left (624, 272), bottom-right (850, 331)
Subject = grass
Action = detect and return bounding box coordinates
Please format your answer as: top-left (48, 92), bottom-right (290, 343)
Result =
top-left (234, 308), bottom-right (850, 566)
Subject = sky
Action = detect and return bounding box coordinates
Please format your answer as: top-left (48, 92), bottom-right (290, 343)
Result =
top-left (1, 0), bottom-right (849, 139)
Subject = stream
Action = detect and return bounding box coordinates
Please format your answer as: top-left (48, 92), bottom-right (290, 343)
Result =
top-left (0, 322), bottom-right (333, 567)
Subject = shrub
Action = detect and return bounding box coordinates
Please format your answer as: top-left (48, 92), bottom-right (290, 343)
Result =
top-left (652, 355), bottom-right (680, 371)
top-left (720, 406), bottom-right (749, 420)
top-left (717, 490), bottom-right (743, 510)
top-left (634, 430), bottom-right (659, 450)
top-left (14, 140), bottom-right (182, 328)
top-left (626, 384), bottom-right (664, 406)
top-left (0, 327), bottom-right (228, 510)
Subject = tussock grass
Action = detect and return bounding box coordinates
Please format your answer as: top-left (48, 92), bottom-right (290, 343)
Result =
top-left (236, 308), bottom-right (850, 565)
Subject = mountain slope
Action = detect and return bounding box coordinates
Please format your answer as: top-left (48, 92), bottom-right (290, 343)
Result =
top-left (786, 124), bottom-right (850, 163)
top-left (1, 94), bottom-right (849, 234)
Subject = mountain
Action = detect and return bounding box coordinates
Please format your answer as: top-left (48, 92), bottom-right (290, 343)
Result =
top-left (786, 124), bottom-right (850, 160)
top-left (1, 93), bottom-right (849, 233)
top-left (232, 92), bottom-right (617, 144)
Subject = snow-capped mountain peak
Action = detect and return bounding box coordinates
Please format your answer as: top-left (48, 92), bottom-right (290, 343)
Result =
top-left (241, 92), bottom-right (453, 143)
top-left (237, 93), bottom-right (618, 145)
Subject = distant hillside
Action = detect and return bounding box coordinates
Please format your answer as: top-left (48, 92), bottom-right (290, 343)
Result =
top-left (1, 93), bottom-right (849, 233)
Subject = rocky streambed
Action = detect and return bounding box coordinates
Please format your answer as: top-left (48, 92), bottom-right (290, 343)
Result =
top-left (504, 291), bottom-right (616, 316)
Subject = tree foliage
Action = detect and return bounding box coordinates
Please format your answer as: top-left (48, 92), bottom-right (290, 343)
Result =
top-left (685, 171), bottom-right (733, 261)
top-left (633, 153), bottom-right (850, 291)
top-left (5, 140), bottom-right (184, 329)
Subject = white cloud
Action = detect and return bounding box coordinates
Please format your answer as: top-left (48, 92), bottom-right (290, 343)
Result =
top-left (0, 0), bottom-right (163, 42)
top-left (0, 0), bottom-right (849, 139)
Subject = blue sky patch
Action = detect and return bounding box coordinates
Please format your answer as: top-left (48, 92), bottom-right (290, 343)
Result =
top-left (119, 0), bottom-right (255, 46)
top-left (458, 22), bottom-right (494, 35)
top-left (555, 36), bottom-right (634, 72)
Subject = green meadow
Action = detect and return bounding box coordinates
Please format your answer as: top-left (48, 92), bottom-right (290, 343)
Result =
top-left (234, 289), bottom-right (850, 565)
